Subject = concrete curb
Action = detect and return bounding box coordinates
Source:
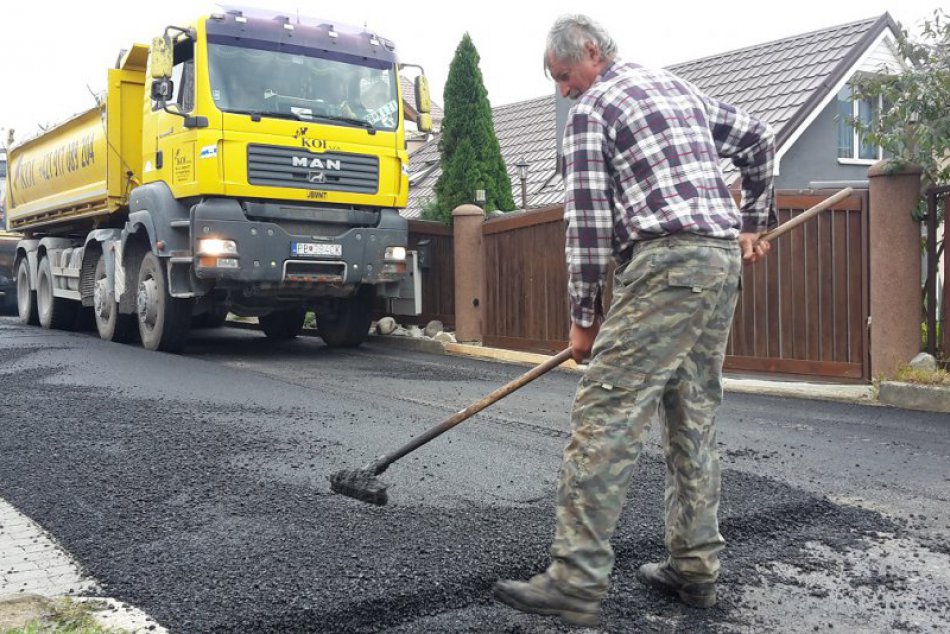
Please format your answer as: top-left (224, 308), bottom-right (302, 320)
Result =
top-left (878, 381), bottom-right (950, 413)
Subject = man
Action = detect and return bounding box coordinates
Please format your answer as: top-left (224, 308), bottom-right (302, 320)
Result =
top-left (492, 14), bottom-right (775, 628)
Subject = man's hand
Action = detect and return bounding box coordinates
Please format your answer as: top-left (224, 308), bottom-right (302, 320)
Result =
top-left (570, 321), bottom-right (600, 363)
top-left (738, 232), bottom-right (771, 264)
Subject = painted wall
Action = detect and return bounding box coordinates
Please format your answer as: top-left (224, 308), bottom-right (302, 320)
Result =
top-left (776, 98), bottom-right (874, 190)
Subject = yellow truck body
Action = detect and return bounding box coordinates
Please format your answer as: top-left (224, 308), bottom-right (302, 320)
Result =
top-left (4, 10), bottom-right (429, 351)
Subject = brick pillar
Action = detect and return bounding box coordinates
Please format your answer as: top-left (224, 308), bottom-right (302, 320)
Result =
top-left (453, 205), bottom-right (485, 343)
top-left (868, 161), bottom-right (923, 378)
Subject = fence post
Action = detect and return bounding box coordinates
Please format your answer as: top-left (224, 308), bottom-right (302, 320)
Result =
top-left (452, 205), bottom-right (485, 343)
top-left (944, 198), bottom-right (949, 359)
top-left (867, 161), bottom-right (923, 378)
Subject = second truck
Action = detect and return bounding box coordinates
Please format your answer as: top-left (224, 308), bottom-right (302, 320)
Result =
top-left (5, 7), bottom-right (432, 351)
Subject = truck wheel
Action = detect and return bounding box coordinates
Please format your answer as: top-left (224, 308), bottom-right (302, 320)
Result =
top-left (136, 251), bottom-right (192, 352)
top-left (93, 255), bottom-right (137, 343)
top-left (316, 288), bottom-right (373, 348)
top-left (15, 259), bottom-right (39, 326)
top-left (37, 256), bottom-right (77, 330)
top-left (259, 307), bottom-right (306, 339)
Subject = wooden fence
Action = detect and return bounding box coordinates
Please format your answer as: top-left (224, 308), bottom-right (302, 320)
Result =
top-left (405, 219), bottom-right (455, 328)
top-left (407, 190), bottom-right (871, 381)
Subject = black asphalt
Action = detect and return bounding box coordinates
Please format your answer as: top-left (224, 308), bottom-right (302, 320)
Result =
top-left (0, 319), bottom-right (948, 633)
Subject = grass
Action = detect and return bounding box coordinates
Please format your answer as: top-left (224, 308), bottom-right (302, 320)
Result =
top-left (892, 363), bottom-right (950, 386)
top-left (2, 598), bottom-right (127, 634)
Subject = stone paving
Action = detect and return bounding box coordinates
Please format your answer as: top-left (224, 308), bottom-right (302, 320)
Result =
top-left (0, 497), bottom-right (95, 598)
top-left (0, 497), bottom-right (165, 633)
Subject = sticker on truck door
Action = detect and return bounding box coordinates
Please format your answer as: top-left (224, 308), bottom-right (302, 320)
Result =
top-left (173, 145), bottom-right (194, 183)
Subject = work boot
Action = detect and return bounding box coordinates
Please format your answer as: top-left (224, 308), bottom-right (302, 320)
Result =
top-left (493, 573), bottom-right (601, 627)
top-left (637, 561), bottom-right (717, 608)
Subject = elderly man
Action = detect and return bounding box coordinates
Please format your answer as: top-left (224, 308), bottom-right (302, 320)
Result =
top-left (492, 14), bottom-right (775, 628)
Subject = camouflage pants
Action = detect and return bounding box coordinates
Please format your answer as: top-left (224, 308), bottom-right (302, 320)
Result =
top-left (547, 234), bottom-right (742, 601)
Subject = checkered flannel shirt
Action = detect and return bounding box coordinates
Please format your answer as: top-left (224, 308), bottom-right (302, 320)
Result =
top-left (562, 60), bottom-right (775, 327)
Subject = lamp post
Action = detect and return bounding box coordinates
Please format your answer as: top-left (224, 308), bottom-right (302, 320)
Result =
top-left (474, 188), bottom-right (486, 208)
top-left (515, 157), bottom-right (529, 211)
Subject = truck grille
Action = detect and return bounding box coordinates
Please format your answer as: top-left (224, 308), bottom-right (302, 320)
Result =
top-left (247, 145), bottom-right (379, 194)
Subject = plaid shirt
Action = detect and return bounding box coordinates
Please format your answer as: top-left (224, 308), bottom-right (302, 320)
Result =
top-left (562, 60), bottom-right (775, 327)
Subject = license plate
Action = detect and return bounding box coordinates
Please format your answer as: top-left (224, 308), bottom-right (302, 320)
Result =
top-left (291, 242), bottom-right (342, 257)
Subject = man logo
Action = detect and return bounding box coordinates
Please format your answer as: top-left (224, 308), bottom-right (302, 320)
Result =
top-left (292, 156), bottom-right (342, 170)
top-left (308, 171), bottom-right (327, 184)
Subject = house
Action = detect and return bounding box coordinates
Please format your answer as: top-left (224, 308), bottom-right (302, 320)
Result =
top-left (405, 13), bottom-right (903, 218)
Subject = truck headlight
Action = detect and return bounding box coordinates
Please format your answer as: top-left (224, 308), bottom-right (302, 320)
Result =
top-left (384, 246), bottom-right (406, 261)
top-left (197, 238), bottom-right (238, 256)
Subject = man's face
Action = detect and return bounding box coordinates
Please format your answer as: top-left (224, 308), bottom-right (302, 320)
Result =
top-left (546, 43), bottom-right (604, 99)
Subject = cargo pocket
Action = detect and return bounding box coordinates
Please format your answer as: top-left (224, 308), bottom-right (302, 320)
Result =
top-left (667, 266), bottom-right (726, 293)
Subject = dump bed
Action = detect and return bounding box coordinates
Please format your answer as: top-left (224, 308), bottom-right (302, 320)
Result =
top-left (5, 45), bottom-right (148, 233)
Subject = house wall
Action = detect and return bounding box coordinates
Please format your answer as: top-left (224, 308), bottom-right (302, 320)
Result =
top-left (776, 98), bottom-right (873, 189)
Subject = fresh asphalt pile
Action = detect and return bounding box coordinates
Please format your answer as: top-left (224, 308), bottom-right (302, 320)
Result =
top-left (0, 345), bottom-right (947, 633)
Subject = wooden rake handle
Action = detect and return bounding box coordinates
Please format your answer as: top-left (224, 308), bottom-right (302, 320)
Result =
top-left (758, 187), bottom-right (854, 243)
top-left (377, 348), bottom-right (574, 469)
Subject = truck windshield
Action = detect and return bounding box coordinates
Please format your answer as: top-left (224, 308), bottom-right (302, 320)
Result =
top-left (208, 43), bottom-right (400, 131)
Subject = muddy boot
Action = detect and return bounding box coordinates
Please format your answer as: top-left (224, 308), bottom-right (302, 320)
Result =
top-left (637, 561), bottom-right (718, 608)
top-left (493, 573), bottom-right (601, 627)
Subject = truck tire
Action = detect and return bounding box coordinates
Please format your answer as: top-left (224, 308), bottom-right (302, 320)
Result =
top-left (259, 307), bottom-right (306, 339)
top-left (316, 287), bottom-right (373, 348)
top-left (136, 251), bottom-right (192, 352)
top-left (16, 259), bottom-right (39, 326)
top-left (93, 255), bottom-right (137, 343)
top-left (37, 256), bottom-right (78, 330)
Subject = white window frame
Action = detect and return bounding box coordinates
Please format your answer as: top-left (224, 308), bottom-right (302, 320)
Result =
top-left (837, 87), bottom-right (885, 165)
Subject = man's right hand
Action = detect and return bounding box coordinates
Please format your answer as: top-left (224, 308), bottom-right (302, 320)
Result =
top-left (570, 321), bottom-right (600, 363)
top-left (739, 232), bottom-right (771, 264)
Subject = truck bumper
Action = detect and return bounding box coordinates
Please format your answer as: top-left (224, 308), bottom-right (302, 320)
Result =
top-left (186, 199), bottom-right (408, 297)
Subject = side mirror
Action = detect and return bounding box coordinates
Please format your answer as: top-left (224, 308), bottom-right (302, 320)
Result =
top-left (151, 35), bottom-right (173, 79)
top-left (151, 78), bottom-right (174, 102)
top-left (414, 76), bottom-right (431, 115)
top-left (417, 113), bottom-right (433, 134)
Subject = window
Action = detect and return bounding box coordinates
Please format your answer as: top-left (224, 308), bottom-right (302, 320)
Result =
top-left (207, 42), bottom-right (399, 130)
top-left (836, 85), bottom-right (884, 161)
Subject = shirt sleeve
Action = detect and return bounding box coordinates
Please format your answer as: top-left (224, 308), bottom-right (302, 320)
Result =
top-left (701, 94), bottom-right (776, 233)
top-left (562, 104), bottom-right (615, 327)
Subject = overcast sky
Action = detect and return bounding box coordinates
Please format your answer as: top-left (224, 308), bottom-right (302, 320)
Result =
top-left (0, 0), bottom-right (942, 144)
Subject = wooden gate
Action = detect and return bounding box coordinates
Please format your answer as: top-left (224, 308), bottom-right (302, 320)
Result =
top-left (726, 191), bottom-right (869, 380)
top-left (477, 191), bottom-right (870, 380)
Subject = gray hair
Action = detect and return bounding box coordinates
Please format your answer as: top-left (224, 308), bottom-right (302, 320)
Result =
top-left (544, 14), bottom-right (618, 73)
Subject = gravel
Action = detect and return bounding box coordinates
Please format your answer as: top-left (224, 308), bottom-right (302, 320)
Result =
top-left (0, 346), bottom-right (948, 633)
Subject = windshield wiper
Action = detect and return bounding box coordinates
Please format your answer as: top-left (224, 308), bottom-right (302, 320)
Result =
top-left (310, 115), bottom-right (377, 132)
top-left (228, 109), bottom-right (303, 122)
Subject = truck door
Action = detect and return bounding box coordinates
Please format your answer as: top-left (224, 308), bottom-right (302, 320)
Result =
top-left (143, 35), bottom-right (197, 193)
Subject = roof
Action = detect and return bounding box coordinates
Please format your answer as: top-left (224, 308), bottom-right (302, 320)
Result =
top-left (406, 95), bottom-right (561, 217)
top-left (405, 14), bottom-right (897, 218)
top-left (668, 13), bottom-right (897, 148)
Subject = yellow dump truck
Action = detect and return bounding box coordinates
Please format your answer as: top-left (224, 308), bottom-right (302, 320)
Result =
top-left (5, 8), bottom-right (431, 351)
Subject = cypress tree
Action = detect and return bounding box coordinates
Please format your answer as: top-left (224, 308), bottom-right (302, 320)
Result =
top-left (430, 33), bottom-right (514, 223)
